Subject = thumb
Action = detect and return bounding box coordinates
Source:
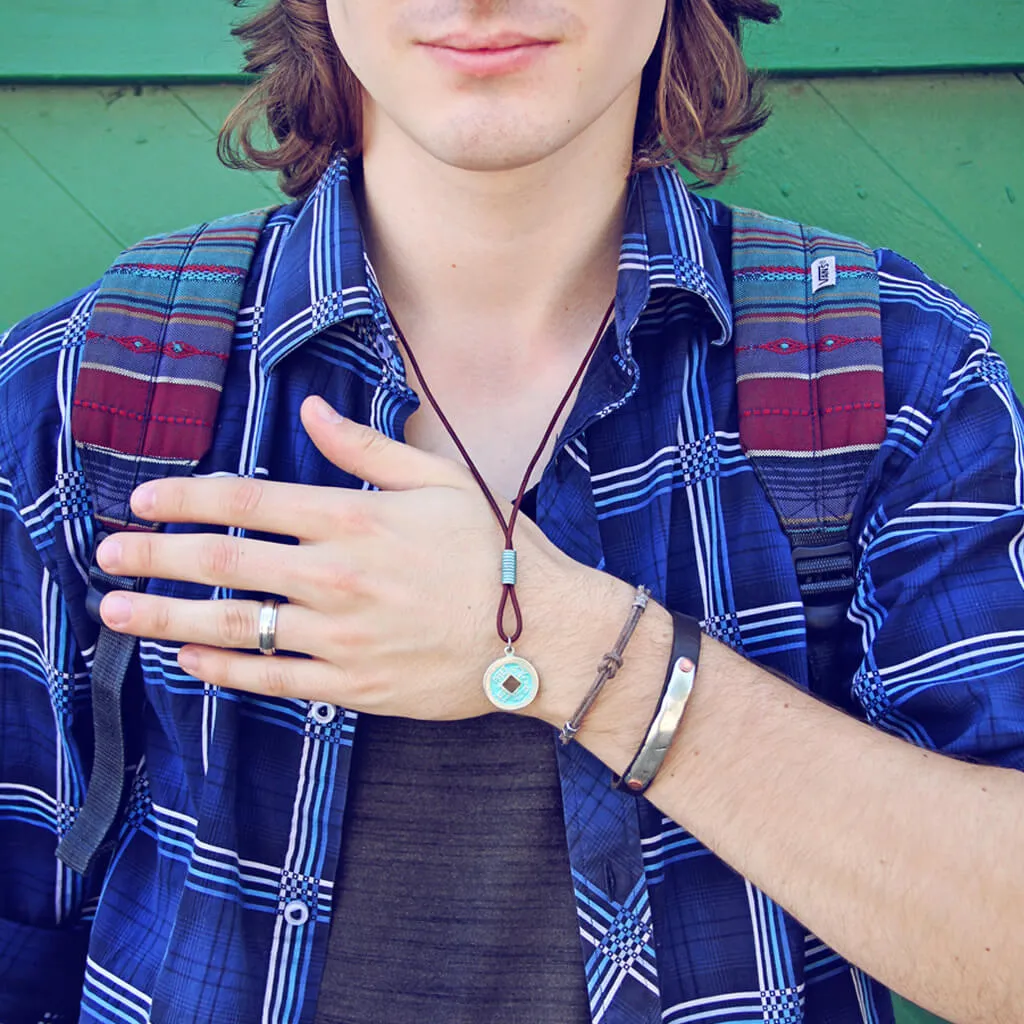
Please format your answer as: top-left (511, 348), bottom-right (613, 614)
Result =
top-left (301, 395), bottom-right (469, 491)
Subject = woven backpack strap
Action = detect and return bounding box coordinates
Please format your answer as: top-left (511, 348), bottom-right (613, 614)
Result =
top-left (731, 208), bottom-right (886, 637)
top-left (57, 209), bottom-right (272, 875)
top-left (72, 209), bottom-right (273, 529)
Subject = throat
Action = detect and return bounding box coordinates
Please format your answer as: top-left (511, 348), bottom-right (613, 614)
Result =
top-left (402, 384), bottom-right (572, 502)
top-left (394, 304), bottom-right (613, 502)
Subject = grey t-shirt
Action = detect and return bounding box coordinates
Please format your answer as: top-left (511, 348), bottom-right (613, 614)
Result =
top-left (314, 491), bottom-right (591, 1024)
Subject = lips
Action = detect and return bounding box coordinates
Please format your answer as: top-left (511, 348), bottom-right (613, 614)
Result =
top-left (419, 32), bottom-right (557, 77)
top-left (425, 31), bottom-right (553, 51)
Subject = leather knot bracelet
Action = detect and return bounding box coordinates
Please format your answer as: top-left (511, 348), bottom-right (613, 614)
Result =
top-left (559, 585), bottom-right (652, 745)
top-left (613, 611), bottom-right (702, 796)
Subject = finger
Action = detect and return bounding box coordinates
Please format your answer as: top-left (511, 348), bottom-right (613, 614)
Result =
top-left (176, 646), bottom-right (350, 706)
top-left (301, 396), bottom-right (470, 491)
top-left (98, 590), bottom-right (341, 662)
top-left (95, 531), bottom-right (360, 607)
top-left (129, 475), bottom-right (368, 541)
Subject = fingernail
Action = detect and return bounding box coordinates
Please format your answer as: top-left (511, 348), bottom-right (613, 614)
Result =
top-left (311, 396), bottom-right (344, 423)
top-left (132, 482), bottom-right (156, 515)
top-left (102, 593), bottom-right (133, 628)
top-left (178, 648), bottom-right (200, 673)
top-left (96, 537), bottom-right (122, 570)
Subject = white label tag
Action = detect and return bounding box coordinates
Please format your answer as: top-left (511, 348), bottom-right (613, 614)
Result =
top-left (811, 256), bottom-right (838, 294)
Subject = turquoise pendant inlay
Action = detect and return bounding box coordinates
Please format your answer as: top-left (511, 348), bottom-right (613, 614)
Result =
top-left (483, 649), bottom-right (539, 711)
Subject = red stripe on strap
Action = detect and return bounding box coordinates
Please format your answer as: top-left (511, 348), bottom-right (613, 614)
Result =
top-left (71, 368), bottom-right (219, 462)
top-left (739, 372), bottom-right (886, 452)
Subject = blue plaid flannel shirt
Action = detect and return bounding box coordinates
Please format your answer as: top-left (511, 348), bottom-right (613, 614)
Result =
top-left (2, 158), bottom-right (1023, 1024)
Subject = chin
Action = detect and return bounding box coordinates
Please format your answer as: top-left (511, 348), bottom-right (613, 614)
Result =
top-left (433, 145), bottom-right (561, 173)
top-left (412, 120), bottom-right (578, 174)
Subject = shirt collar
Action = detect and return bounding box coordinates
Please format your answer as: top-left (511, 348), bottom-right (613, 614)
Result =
top-left (619, 166), bottom-right (732, 347)
top-left (257, 154), bottom-right (733, 377)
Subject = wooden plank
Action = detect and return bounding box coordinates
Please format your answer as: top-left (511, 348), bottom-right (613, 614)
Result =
top-left (745, 0), bottom-right (1024, 74)
top-left (2, 0), bottom-right (1023, 81)
top-left (710, 76), bottom-right (1024, 384)
top-left (0, 84), bottom-right (278, 252)
top-left (812, 74), bottom-right (1024, 295)
top-left (0, 0), bottom-right (247, 82)
top-left (0, 85), bottom-right (279, 330)
top-left (0, 124), bottom-right (123, 330)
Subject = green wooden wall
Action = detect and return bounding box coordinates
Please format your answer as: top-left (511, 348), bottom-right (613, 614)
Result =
top-left (4, 0), bottom-right (1022, 80)
top-left (2, 3), bottom-right (1022, 390)
top-left (0, 7), bottom-right (1021, 1021)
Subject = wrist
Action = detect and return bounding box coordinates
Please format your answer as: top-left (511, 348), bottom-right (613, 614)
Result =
top-left (580, 597), bottom-right (674, 775)
top-left (527, 567), bottom-right (674, 773)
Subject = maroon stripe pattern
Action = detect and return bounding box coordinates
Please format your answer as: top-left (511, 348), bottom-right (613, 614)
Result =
top-left (732, 208), bottom-right (886, 545)
top-left (72, 212), bottom-right (274, 530)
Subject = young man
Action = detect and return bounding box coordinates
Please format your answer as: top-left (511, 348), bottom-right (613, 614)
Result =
top-left (1, 1), bottom-right (1022, 1022)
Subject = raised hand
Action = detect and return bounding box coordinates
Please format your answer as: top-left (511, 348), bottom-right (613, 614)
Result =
top-left (95, 395), bottom-right (601, 722)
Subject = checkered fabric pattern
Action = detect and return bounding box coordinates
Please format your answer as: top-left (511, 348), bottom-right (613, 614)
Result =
top-left (3, 157), bottom-right (1023, 1023)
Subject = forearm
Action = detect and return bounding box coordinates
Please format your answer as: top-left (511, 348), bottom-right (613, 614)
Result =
top-left (536, 573), bottom-right (1024, 1024)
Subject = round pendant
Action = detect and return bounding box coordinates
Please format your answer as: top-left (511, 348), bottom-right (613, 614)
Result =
top-left (483, 652), bottom-right (540, 712)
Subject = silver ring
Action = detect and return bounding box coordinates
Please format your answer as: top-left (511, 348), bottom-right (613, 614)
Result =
top-left (258, 599), bottom-right (280, 656)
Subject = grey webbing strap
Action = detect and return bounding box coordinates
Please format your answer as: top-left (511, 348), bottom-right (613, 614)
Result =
top-left (731, 208), bottom-right (886, 662)
top-left (56, 563), bottom-right (142, 875)
top-left (62, 213), bottom-right (272, 875)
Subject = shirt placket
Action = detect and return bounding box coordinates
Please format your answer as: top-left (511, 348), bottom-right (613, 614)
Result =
top-left (539, 333), bottom-right (665, 1024)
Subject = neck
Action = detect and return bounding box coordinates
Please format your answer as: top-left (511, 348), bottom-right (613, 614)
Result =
top-left (357, 109), bottom-right (633, 355)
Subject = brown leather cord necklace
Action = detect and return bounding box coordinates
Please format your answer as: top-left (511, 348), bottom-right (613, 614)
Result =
top-left (387, 298), bottom-right (616, 711)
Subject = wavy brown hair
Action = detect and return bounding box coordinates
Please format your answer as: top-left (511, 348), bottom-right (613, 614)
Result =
top-left (219, 0), bottom-right (781, 201)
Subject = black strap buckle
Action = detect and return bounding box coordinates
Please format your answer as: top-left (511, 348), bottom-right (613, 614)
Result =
top-left (84, 531), bottom-right (113, 624)
top-left (791, 541), bottom-right (856, 632)
top-left (84, 531), bottom-right (141, 624)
